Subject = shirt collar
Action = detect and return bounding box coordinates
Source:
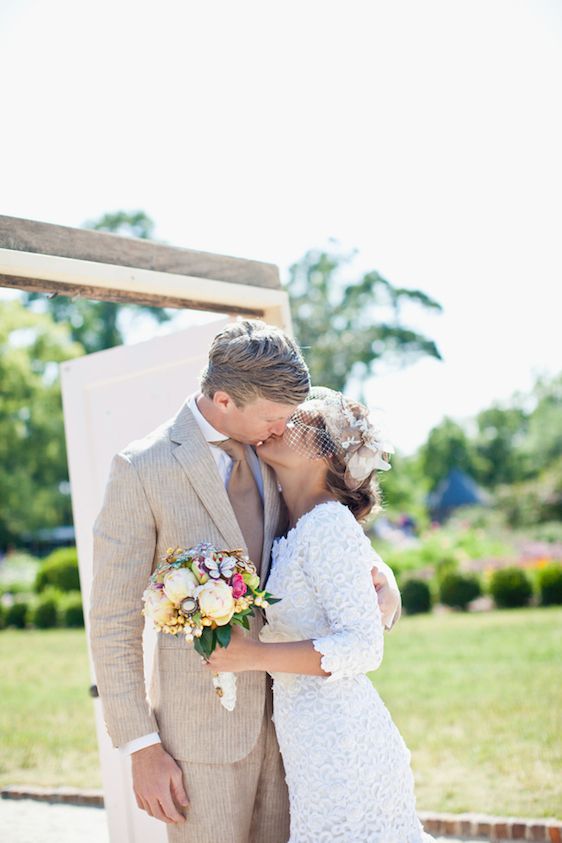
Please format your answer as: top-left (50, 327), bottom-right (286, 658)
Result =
top-left (187, 393), bottom-right (228, 443)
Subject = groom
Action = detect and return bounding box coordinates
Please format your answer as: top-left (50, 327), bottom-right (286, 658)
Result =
top-left (89, 319), bottom-right (401, 843)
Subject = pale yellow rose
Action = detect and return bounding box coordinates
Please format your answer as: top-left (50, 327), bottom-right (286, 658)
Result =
top-left (163, 568), bottom-right (199, 605)
top-left (196, 580), bottom-right (235, 626)
top-left (143, 588), bottom-right (176, 625)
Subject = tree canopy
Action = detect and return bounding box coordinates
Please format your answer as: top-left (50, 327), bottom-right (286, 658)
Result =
top-left (0, 300), bottom-right (83, 547)
top-left (286, 246), bottom-right (444, 395)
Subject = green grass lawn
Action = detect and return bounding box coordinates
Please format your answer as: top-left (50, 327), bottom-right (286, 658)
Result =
top-left (0, 628), bottom-right (98, 789)
top-left (0, 608), bottom-right (561, 819)
top-left (371, 606), bottom-right (562, 819)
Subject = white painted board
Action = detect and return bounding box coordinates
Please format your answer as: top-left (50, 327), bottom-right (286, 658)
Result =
top-left (60, 317), bottom-right (229, 843)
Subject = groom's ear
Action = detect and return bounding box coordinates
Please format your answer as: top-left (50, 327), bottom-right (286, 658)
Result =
top-left (213, 391), bottom-right (235, 413)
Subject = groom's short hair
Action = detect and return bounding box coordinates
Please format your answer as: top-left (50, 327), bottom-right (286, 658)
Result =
top-left (200, 319), bottom-right (310, 407)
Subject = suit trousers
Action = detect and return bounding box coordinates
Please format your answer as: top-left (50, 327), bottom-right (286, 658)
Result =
top-left (166, 687), bottom-right (290, 843)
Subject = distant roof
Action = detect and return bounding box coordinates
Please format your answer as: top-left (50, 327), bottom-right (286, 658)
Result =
top-left (427, 467), bottom-right (489, 511)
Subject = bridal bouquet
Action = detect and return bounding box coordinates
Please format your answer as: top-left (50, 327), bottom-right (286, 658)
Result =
top-left (142, 542), bottom-right (279, 711)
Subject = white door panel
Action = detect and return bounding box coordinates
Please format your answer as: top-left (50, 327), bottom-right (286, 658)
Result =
top-left (60, 317), bottom-right (229, 843)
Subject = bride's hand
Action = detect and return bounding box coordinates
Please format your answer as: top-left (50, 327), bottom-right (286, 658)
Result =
top-left (371, 565), bottom-right (402, 630)
top-left (201, 624), bottom-right (262, 673)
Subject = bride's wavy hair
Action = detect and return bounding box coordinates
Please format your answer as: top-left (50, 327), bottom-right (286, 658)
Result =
top-left (325, 453), bottom-right (383, 523)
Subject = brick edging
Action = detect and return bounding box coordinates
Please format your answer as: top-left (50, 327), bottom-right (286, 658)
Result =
top-left (1, 785), bottom-right (104, 807)
top-left (418, 810), bottom-right (562, 841)
top-left (2, 788), bottom-right (561, 841)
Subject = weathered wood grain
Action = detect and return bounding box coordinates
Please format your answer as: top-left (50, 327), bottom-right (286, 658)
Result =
top-left (0, 273), bottom-right (265, 317)
top-left (0, 215), bottom-right (281, 289)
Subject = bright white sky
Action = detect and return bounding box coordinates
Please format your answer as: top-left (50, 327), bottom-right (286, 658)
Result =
top-left (1, 0), bottom-right (561, 454)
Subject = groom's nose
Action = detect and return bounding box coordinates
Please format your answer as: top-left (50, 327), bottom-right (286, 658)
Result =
top-left (269, 419), bottom-right (287, 437)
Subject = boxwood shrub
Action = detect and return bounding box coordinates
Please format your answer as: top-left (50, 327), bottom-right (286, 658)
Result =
top-left (35, 547), bottom-right (80, 593)
top-left (31, 588), bottom-right (60, 628)
top-left (59, 591), bottom-right (84, 627)
top-left (537, 563), bottom-right (562, 606)
top-left (439, 572), bottom-right (482, 610)
top-left (489, 566), bottom-right (532, 608)
top-left (401, 578), bottom-right (432, 615)
top-left (5, 600), bottom-right (30, 628)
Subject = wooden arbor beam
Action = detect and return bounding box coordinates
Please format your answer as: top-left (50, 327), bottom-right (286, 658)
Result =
top-left (0, 215), bottom-right (290, 324)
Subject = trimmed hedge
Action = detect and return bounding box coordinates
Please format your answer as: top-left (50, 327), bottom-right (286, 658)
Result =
top-left (59, 591), bottom-right (84, 627)
top-left (0, 587), bottom-right (84, 631)
top-left (439, 572), bottom-right (482, 610)
top-left (35, 547), bottom-right (80, 593)
top-left (31, 589), bottom-right (60, 629)
top-left (489, 566), bottom-right (532, 608)
top-left (402, 578), bottom-right (432, 615)
top-left (5, 600), bottom-right (30, 628)
top-left (537, 563), bottom-right (562, 606)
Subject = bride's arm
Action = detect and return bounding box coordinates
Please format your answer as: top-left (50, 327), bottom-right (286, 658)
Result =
top-left (204, 627), bottom-right (331, 676)
top-left (205, 510), bottom-right (384, 679)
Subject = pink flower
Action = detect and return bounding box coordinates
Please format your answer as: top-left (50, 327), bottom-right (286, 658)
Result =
top-left (231, 573), bottom-right (247, 599)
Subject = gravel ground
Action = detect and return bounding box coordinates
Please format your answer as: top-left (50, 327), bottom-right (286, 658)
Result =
top-left (0, 799), bottom-right (109, 843)
top-left (0, 798), bottom-right (472, 842)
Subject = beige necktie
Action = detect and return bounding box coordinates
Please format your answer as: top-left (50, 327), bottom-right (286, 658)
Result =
top-left (213, 439), bottom-right (264, 571)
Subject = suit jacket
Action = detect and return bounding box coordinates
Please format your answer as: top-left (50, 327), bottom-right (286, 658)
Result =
top-left (89, 397), bottom-right (286, 764)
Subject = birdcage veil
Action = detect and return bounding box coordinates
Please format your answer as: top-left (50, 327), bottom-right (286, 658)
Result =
top-left (284, 386), bottom-right (395, 490)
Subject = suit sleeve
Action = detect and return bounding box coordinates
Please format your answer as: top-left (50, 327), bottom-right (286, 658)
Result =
top-left (89, 452), bottom-right (159, 747)
top-left (302, 507), bottom-right (385, 683)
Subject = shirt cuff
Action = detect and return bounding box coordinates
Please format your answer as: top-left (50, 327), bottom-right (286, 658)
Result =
top-left (119, 732), bottom-right (162, 755)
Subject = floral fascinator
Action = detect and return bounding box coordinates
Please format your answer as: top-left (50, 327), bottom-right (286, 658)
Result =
top-left (285, 386), bottom-right (395, 490)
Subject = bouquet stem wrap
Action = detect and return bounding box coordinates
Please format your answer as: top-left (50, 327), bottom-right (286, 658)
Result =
top-left (212, 671), bottom-right (237, 711)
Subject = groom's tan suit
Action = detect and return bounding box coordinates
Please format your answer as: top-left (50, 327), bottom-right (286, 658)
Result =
top-left (89, 396), bottom-right (290, 843)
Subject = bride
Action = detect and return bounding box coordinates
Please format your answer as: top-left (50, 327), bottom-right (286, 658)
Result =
top-left (204, 387), bottom-right (435, 843)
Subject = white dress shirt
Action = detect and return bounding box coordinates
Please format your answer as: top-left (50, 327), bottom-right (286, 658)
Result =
top-left (119, 393), bottom-right (263, 755)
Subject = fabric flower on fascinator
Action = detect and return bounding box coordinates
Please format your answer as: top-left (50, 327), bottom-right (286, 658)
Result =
top-left (342, 423), bottom-right (395, 490)
top-left (285, 386), bottom-right (395, 490)
top-left (324, 396), bottom-right (395, 490)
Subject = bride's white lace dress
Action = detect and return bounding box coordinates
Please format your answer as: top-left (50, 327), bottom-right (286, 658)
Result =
top-left (259, 500), bottom-right (435, 843)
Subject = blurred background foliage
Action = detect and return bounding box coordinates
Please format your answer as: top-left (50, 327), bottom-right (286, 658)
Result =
top-left (1, 211), bottom-right (561, 568)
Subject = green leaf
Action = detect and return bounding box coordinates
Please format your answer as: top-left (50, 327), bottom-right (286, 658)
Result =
top-left (216, 625), bottom-right (232, 648)
top-left (198, 626), bottom-right (214, 658)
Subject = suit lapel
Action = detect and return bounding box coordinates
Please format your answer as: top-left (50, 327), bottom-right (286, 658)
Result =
top-left (169, 402), bottom-right (246, 553)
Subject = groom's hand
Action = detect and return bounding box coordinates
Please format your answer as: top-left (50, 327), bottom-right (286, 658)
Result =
top-left (131, 743), bottom-right (189, 824)
top-left (371, 565), bottom-right (402, 630)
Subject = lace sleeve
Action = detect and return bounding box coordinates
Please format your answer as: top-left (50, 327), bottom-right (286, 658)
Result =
top-left (302, 504), bottom-right (384, 682)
